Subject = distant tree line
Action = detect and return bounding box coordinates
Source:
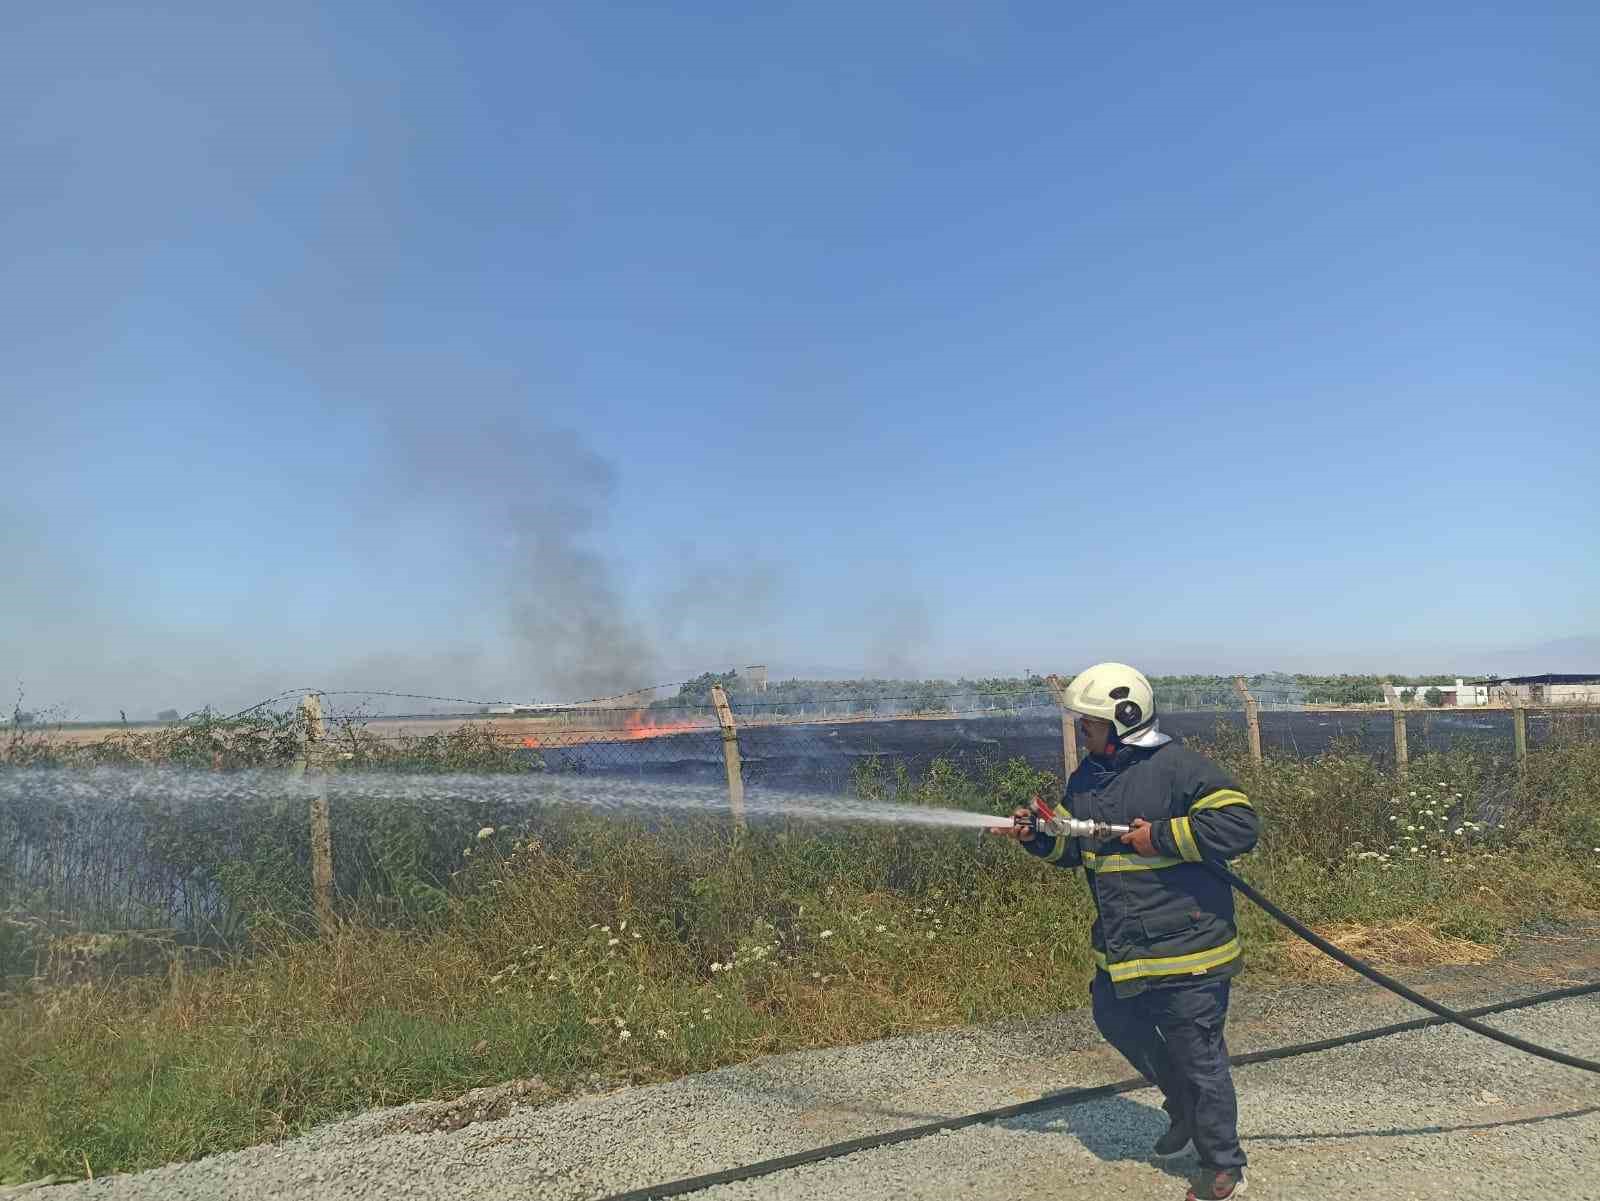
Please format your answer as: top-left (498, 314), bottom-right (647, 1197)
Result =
top-left (652, 671), bottom-right (1053, 715)
top-left (652, 669), bottom-right (1468, 714)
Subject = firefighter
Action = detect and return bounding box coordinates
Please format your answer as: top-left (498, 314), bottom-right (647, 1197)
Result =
top-left (993, 662), bottom-right (1258, 1200)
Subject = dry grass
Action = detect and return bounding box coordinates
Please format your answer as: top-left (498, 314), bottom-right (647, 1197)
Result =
top-left (1281, 920), bottom-right (1499, 981)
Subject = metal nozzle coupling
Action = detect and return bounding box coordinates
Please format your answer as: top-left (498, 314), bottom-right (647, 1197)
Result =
top-left (1043, 816), bottom-right (1132, 839)
top-left (1021, 796), bottom-right (1130, 840)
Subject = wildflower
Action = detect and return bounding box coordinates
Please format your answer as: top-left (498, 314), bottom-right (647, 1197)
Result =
top-left (1454, 828), bottom-right (1465, 836)
top-left (619, 920), bottom-right (627, 931)
top-left (463, 847), bottom-right (472, 858)
top-left (601, 925), bottom-right (611, 933)
top-left (819, 930), bottom-right (834, 939)
top-left (656, 1029), bottom-right (668, 1040)
top-left (1409, 791), bottom-right (1417, 797)
top-left (477, 826), bottom-right (495, 841)
top-left (875, 924), bottom-right (886, 933)
top-left (701, 1008), bottom-right (712, 1017)
top-left (633, 932), bottom-right (641, 939)
top-left (619, 1029), bottom-right (631, 1042)
top-left (710, 962), bottom-right (723, 973)
top-left (547, 974), bottom-right (557, 981)
top-left (811, 971), bottom-right (821, 979)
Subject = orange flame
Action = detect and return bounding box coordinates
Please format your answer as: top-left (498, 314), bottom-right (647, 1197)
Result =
top-left (623, 711), bottom-right (703, 740)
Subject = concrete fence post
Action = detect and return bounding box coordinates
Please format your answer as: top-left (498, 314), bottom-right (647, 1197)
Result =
top-left (1233, 676), bottom-right (1263, 764)
top-left (1382, 684), bottom-right (1409, 779)
top-left (1045, 675), bottom-right (1081, 778)
top-left (709, 685), bottom-right (746, 834)
top-left (1512, 698), bottom-right (1527, 774)
top-left (301, 693), bottom-right (336, 934)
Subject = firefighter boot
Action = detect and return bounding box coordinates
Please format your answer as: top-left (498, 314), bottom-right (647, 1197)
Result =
top-left (1185, 1167), bottom-right (1246, 1199)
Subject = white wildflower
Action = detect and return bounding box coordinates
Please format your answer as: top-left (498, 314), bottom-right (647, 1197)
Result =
top-left (618, 1029), bottom-right (630, 1042)
top-left (477, 826), bottom-right (495, 841)
top-left (607, 938), bottom-right (619, 947)
top-left (875, 925), bottom-right (886, 933)
top-left (819, 930), bottom-right (834, 939)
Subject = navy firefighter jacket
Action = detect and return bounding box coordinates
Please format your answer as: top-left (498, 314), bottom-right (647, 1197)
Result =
top-left (1024, 741), bottom-right (1259, 998)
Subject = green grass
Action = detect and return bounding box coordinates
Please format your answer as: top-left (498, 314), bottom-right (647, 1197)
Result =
top-left (2, 731), bottom-right (1599, 1184)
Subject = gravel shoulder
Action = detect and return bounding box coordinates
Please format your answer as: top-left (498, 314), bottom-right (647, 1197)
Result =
top-left (23, 923), bottom-right (1600, 1201)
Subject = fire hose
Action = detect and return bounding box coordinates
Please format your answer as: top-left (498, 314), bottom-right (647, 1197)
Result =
top-left (592, 800), bottom-right (1600, 1201)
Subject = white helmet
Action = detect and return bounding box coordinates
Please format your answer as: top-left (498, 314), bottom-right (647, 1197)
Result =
top-left (1061, 662), bottom-right (1156, 738)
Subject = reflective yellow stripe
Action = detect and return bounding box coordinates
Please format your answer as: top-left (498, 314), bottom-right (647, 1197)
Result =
top-left (1171, 815), bottom-right (1202, 862)
top-left (1042, 835), bottom-right (1070, 864)
top-left (1094, 937), bottom-right (1242, 982)
top-left (1191, 789), bottom-right (1251, 813)
top-left (1083, 851), bottom-right (1183, 872)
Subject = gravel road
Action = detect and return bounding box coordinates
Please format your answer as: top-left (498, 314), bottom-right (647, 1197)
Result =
top-left (19, 931), bottom-right (1600, 1201)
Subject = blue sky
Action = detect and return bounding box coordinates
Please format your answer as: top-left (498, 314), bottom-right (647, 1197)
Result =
top-left (4, 2), bottom-right (1597, 716)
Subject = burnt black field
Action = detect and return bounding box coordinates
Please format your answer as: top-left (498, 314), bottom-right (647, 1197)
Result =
top-left (524, 708), bottom-right (1596, 795)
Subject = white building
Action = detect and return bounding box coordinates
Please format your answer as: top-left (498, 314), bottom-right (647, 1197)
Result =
top-left (1471, 674), bottom-right (1600, 706)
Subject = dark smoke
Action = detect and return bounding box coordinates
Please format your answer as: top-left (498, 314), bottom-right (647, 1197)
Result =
top-left (377, 411), bottom-right (659, 701)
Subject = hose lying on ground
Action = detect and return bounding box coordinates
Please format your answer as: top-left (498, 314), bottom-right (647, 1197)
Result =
top-left (592, 864), bottom-right (1600, 1201)
top-left (1207, 861), bottom-right (1600, 1074)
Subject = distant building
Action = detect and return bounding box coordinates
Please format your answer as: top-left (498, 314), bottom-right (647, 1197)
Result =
top-left (1398, 679), bottom-right (1487, 708)
top-left (1448, 679), bottom-right (1489, 707)
top-left (1468, 674), bottom-right (1600, 706)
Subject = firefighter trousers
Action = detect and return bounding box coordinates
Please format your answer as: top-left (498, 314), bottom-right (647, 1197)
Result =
top-left (1089, 971), bottom-right (1245, 1172)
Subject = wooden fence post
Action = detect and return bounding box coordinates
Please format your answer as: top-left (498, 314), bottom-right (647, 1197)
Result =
top-left (708, 685), bottom-right (746, 833)
top-left (301, 693), bottom-right (335, 935)
top-left (1512, 697), bottom-right (1527, 773)
top-left (1044, 675), bottom-right (1081, 778)
top-left (1233, 676), bottom-right (1263, 764)
top-left (1382, 684), bottom-right (1409, 779)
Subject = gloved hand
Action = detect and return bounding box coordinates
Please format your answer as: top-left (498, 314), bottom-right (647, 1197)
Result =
top-left (1120, 816), bottom-right (1158, 856)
